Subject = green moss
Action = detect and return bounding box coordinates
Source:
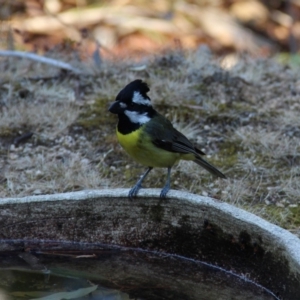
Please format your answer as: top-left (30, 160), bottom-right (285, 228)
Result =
top-left (124, 168), bottom-right (136, 182)
top-left (286, 206), bottom-right (300, 227)
top-left (208, 140), bottom-right (241, 174)
top-left (193, 83), bottom-right (208, 93)
top-left (244, 204), bottom-right (300, 229)
top-left (77, 96), bottom-right (114, 129)
top-left (0, 127), bottom-right (15, 137)
top-left (276, 53), bottom-right (300, 68)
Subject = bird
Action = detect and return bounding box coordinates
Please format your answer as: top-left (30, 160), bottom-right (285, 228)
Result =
top-left (108, 79), bottom-right (226, 198)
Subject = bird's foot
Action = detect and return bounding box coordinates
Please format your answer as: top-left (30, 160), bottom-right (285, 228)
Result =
top-left (160, 184), bottom-right (170, 198)
top-left (128, 183), bottom-right (142, 199)
top-left (128, 167), bottom-right (153, 199)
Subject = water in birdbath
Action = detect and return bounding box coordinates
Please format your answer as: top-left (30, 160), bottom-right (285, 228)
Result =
top-left (0, 242), bottom-right (278, 300)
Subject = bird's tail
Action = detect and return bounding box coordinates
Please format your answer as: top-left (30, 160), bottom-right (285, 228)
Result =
top-left (194, 155), bottom-right (226, 179)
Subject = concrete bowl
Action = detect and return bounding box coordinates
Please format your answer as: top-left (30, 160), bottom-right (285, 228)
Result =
top-left (0, 189), bottom-right (299, 298)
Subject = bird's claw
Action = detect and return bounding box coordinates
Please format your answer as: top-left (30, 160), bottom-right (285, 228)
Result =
top-left (160, 185), bottom-right (170, 198)
top-left (128, 184), bottom-right (141, 199)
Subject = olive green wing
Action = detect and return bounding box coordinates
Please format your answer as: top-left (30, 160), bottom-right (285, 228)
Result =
top-left (145, 114), bottom-right (226, 179)
top-left (145, 114), bottom-right (205, 155)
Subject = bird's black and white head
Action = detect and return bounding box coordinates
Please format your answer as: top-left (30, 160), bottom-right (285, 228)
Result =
top-left (109, 80), bottom-right (156, 133)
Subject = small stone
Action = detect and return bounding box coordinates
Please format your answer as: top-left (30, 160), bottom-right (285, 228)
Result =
top-left (23, 146), bottom-right (31, 153)
top-left (9, 153), bottom-right (18, 160)
top-left (35, 170), bottom-right (43, 176)
top-left (33, 189), bottom-right (42, 195)
top-left (81, 158), bottom-right (90, 165)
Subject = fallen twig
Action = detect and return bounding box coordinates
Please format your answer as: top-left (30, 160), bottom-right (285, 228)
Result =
top-left (13, 132), bottom-right (34, 146)
top-left (0, 50), bottom-right (81, 74)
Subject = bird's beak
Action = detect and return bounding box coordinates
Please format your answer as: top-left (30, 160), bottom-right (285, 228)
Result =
top-left (108, 101), bottom-right (125, 114)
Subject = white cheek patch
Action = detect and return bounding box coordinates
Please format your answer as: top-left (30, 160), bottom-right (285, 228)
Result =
top-left (124, 110), bottom-right (150, 124)
top-left (132, 91), bottom-right (151, 106)
top-left (119, 102), bottom-right (127, 108)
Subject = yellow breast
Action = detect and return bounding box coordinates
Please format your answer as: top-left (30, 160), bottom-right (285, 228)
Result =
top-left (116, 126), bottom-right (183, 168)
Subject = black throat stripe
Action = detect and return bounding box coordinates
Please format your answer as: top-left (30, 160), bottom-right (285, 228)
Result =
top-left (117, 108), bottom-right (156, 135)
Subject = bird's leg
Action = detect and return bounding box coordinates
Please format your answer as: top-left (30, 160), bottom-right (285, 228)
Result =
top-left (129, 167), bottom-right (153, 199)
top-left (160, 167), bottom-right (171, 198)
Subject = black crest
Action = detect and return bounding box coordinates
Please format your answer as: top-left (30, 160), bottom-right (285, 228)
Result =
top-left (116, 79), bottom-right (150, 103)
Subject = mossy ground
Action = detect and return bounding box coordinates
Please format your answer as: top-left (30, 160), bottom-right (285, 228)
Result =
top-left (0, 49), bottom-right (300, 236)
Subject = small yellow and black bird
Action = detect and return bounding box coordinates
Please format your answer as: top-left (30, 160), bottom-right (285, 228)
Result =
top-left (109, 79), bottom-right (226, 198)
